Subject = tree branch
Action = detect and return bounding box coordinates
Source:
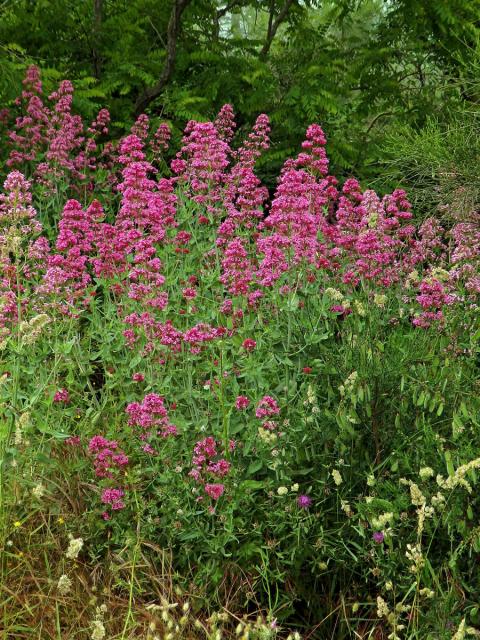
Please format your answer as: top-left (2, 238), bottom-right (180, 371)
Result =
top-left (214, 0), bottom-right (243, 40)
top-left (266, 0), bottom-right (275, 42)
top-left (217, 0), bottom-right (243, 21)
top-left (134, 0), bottom-right (193, 116)
top-left (260, 0), bottom-right (294, 60)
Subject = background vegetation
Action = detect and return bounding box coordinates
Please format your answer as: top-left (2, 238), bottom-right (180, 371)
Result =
top-left (1, 2), bottom-right (480, 639)
top-left (2, 0), bottom-right (480, 186)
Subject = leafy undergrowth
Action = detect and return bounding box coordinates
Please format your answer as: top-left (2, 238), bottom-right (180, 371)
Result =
top-left (0, 67), bottom-right (479, 639)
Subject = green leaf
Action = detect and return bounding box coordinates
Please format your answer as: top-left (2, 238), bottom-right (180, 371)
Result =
top-left (445, 451), bottom-right (455, 477)
top-left (246, 460), bottom-right (263, 476)
top-left (240, 480), bottom-right (265, 491)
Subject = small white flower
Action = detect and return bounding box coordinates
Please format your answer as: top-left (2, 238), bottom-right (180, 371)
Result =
top-left (65, 536), bottom-right (84, 560)
top-left (353, 300), bottom-right (366, 317)
top-left (332, 470), bottom-right (343, 486)
top-left (32, 483), bottom-right (46, 499)
top-left (376, 595), bottom-right (389, 618)
top-left (57, 574), bottom-right (72, 595)
top-left (91, 619), bottom-right (106, 640)
top-left (374, 294), bottom-right (387, 308)
top-left (419, 466), bottom-right (434, 481)
top-left (277, 486), bottom-right (288, 496)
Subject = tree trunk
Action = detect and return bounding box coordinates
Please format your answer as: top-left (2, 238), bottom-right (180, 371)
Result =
top-left (134, 0), bottom-right (193, 116)
top-left (260, 0), bottom-right (294, 60)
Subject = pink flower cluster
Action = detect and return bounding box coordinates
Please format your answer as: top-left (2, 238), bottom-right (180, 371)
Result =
top-left (88, 435), bottom-right (129, 479)
top-left (412, 278), bottom-right (455, 328)
top-left (450, 211), bottom-right (480, 295)
top-left (183, 323), bottom-right (227, 354)
top-left (242, 338), bottom-right (256, 352)
top-left (189, 437), bottom-right (232, 501)
top-left (214, 104), bottom-right (236, 143)
top-left (235, 395), bottom-right (250, 410)
top-left (53, 388), bottom-right (70, 404)
top-left (152, 123), bottom-right (171, 162)
top-left (255, 395), bottom-right (280, 419)
top-left (7, 66), bottom-right (110, 190)
top-left (87, 436), bottom-right (128, 518)
top-left (255, 395), bottom-right (281, 433)
top-left (126, 393), bottom-right (178, 453)
top-left (39, 199), bottom-right (97, 312)
top-left (220, 238), bottom-right (254, 296)
top-left (234, 113), bottom-right (271, 169)
top-left (0, 171), bottom-right (44, 333)
top-left (101, 488), bottom-right (125, 513)
top-left (172, 120), bottom-right (230, 210)
top-left (3, 69), bottom-right (479, 345)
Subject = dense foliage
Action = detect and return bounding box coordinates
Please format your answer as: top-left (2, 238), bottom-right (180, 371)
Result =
top-left (379, 111), bottom-right (480, 225)
top-left (0, 68), bottom-right (479, 639)
top-left (2, 0), bottom-right (480, 183)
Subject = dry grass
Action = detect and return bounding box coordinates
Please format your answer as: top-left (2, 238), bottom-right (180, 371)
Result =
top-left (0, 505), bottom-right (282, 640)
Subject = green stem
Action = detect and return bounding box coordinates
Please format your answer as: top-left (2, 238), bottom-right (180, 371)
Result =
top-left (121, 484), bottom-right (141, 639)
top-left (0, 255), bottom-right (23, 633)
top-left (219, 349), bottom-right (229, 455)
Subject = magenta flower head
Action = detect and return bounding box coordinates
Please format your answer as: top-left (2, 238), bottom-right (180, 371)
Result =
top-left (54, 388), bottom-right (70, 404)
top-left (204, 483), bottom-right (225, 500)
top-left (297, 495), bottom-right (312, 509)
top-left (242, 338), bottom-right (256, 352)
top-left (373, 531), bottom-right (385, 544)
top-left (235, 395), bottom-right (250, 410)
top-left (255, 395), bottom-right (280, 419)
top-left (101, 487), bottom-right (125, 510)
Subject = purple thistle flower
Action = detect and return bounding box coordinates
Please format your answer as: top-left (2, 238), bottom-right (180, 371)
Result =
top-left (372, 531), bottom-right (384, 544)
top-left (297, 494), bottom-right (312, 509)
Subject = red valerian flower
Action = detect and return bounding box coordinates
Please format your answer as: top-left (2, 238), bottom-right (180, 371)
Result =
top-left (54, 388), bottom-right (70, 403)
top-left (204, 483), bottom-right (225, 500)
top-left (235, 395), bottom-right (250, 410)
top-left (242, 338), bottom-right (256, 351)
